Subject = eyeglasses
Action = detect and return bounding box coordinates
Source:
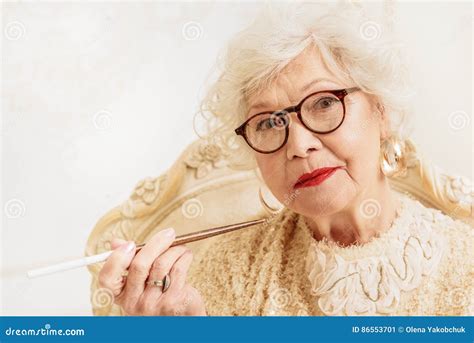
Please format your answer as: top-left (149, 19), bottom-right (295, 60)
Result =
top-left (235, 87), bottom-right (360, 154)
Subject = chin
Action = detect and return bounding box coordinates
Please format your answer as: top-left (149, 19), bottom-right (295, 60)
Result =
top-left (290, 183), bottom-right (354, 218)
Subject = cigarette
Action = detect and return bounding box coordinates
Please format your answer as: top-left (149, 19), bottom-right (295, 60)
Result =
top-left (27, 218), bottom-right (267, 279)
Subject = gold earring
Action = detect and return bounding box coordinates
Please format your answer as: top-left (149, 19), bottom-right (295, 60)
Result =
top-left (254, 168), bottom-right (284, 215)
top-left (379, 135), bottom-right (407, 177)
top-left (258, 186), bottom-right (284, 215)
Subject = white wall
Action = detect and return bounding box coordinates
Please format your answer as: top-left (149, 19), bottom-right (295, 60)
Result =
top-left (1, 1), bottom-right (472, 315)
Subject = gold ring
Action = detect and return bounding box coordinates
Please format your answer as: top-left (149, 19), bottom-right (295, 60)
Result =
top-left (146, 274), bottom-right (171, 292)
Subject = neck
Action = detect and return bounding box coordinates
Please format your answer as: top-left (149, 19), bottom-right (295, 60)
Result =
top-left (303, 178), bottom-right (401, 247)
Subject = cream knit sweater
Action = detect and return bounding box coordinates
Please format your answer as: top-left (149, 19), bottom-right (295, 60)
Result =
top-left (188, 192), bottom-right (473, 316)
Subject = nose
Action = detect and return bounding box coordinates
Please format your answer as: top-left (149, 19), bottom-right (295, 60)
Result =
top-left (285, 112), bottom-right (322, 160)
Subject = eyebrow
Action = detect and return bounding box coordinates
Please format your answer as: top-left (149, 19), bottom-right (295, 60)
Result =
top-left (247, 77), bottom-right (337, 114)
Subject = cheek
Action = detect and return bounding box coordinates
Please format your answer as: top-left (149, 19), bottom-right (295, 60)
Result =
top-left (332, 104), bottom-right (382, 180)
top-left (255, 154), bottom-right (288, 196)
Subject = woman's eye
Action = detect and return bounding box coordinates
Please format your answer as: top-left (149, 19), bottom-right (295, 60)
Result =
top-left (256, 118), bottom-right (273, 131)
top-left (315, 97), bottom-right (338, 109)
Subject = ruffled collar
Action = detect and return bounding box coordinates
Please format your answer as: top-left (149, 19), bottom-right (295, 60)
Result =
top-left (302, 193), bottom-right (445, 315)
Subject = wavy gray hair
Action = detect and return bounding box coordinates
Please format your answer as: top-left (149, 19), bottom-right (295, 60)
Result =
top-left (198, 1), bottom-right (414, 170)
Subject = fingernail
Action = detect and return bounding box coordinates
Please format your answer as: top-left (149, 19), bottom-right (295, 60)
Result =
top-left (162, 228), bottom-right (175, 238)
top-left (119, 241), bottom-right (135, 253)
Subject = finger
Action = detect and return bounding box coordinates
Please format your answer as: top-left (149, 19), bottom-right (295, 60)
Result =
top-left (110, 238), bottom-right (128, 250)
top-left (166, 249), bottom-right (194, 293)
top-left (98, 241), bottom-right (136, 297)
top-left (123, 228), bottom-right (176, 302)
top-left (142, 245), bottom-right (189, 300)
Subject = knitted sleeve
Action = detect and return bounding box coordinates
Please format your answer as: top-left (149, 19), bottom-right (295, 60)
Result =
top-left (187, 235), bottom-right (241, 316)
top-left (435, 216), bottom-right (474, 315)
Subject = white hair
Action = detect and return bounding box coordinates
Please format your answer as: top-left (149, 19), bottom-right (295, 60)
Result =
top-left (198, 1), bottom-right (414, 170)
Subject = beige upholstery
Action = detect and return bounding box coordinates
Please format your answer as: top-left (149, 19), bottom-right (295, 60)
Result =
top-left (85, 138), bottom-right (473, 315)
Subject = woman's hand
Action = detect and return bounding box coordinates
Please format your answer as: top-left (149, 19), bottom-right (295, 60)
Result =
top-left (98, 228), bottom-right (207, 316)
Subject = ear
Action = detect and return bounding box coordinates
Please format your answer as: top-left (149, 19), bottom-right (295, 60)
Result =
top-left (376, 102), bottom-right (390, 140)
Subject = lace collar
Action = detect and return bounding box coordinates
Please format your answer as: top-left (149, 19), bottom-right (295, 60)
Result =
top-left (302, 194), bottom-right (445, 315)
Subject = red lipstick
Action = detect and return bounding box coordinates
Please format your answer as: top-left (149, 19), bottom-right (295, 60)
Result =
top-left (293, 166), bottom-right (341, 189)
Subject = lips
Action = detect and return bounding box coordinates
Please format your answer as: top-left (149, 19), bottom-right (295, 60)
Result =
top-left (293, 166), bottom-right (341, 189)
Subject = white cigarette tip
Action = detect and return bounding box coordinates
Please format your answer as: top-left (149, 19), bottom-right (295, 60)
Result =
top-left (25, 250), bottom-right (114, 279)
top-left (26, 271), bottom-right (35, 279)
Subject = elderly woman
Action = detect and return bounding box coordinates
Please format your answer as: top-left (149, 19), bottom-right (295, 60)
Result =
top-left (98, 3), bottom-right (473, 316)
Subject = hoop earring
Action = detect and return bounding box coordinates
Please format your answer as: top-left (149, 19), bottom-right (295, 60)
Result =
top-left (254, 168), bottom-right (284, 215)
top-left (379, 135), bottom-right (407, 177)
top-left (259, 187), bottom-right (284, 215)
